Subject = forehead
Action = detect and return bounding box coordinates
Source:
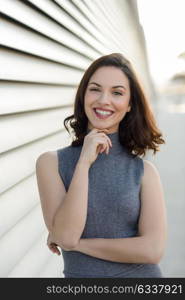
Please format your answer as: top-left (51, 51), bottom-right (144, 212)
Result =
top-left (89, 66), bottom-right (129, 87)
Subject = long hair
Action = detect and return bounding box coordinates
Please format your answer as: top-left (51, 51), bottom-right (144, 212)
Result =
top-left (64, 53), bottom-right (165, 157)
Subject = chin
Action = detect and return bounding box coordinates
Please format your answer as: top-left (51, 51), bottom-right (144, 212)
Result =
top-left (89, 123), bottom-right (106, 130)
top-left (88, 125), bottom-right (113, 134)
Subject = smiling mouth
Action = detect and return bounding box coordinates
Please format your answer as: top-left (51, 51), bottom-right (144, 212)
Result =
top-left (93, 108), bottom-right (114, 120)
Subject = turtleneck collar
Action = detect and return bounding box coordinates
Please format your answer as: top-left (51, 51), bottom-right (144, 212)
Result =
top-left (86, 128), bottom-right (125, 155)
top-left (105, 131), bottom-right (124, 155)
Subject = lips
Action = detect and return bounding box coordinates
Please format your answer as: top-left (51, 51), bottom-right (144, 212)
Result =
top-left (93, 107), bottom-right (114, 113)
top-left (93, 108), bottom-right (114, 120)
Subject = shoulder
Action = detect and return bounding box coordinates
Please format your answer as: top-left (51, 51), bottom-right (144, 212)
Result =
top-left (36, 151), bottom-right (57, 162)
top-left (141, 159), bottom-right (161, 186)
top-left (143, 159), bottom-right (159, 175)
top-left (36, 151), bottom-right (58, 171)
top-left (36, 145), bottom-right (77, 168)
top-left (36, 145), bottom-right (73, 163)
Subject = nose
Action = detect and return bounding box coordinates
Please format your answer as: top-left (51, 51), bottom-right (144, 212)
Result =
top-left (97, 91), bottom-right (111, 104)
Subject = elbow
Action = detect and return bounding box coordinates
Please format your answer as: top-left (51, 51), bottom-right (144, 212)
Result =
top-left (60, 239), bottom-right (79, 250)
top-left (147, 242), bottom-right (165, 264)
top-left (51, 230), bottom-right (79, 250)
top-left (148, 251), bottom-right (163, 264)
top-left (51, 218), bottom-right (80, 250)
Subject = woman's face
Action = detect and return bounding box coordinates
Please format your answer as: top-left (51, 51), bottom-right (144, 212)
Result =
top-left (84, 66), bottom-right (131, 133)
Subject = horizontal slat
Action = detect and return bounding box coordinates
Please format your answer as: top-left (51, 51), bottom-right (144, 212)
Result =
top-left (96, 0), bottom-right (136, 59)
top-left (1, 0), bottom-right (100, 59)
top-left (86, 0), bottom-right (122, 47)
top-left (8, 232), bottom-right (54, 277)
top-left (0, 17), bottom-right (92, 69)
top-left (53, 0), bottom-right (114, 52)
top-left (95, 0), bottom-right (131, 53)
top-left (0, 129), bottom-right (70, 193)
top-left (0, 176), bottom-right (39, 237)
top-left (0, 205), bottom-right (44, 277)
top-left (28, 0), bottom-right (108, 54)
top-left (0, 106), bottom-right (73, 152)
top-left (97, 0), bottom-right (124, 37)
top-left (0, 83), bottom-right (76, 115)
top-left (73, 0), bottom-right (121, 51)
top-left (0, 49), bottom-right (83, 83)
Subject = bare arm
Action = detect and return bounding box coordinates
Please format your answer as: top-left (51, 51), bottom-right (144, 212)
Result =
top-left (36, 151), bottom-right (66, 234)
top-left (36, 129), bottom-right (112, 250)
top-left (36, 151), bottom-right (90, 250)
top-left (52, 158), bottom-right (90, 249)
top-left (74, 160), bottom-right (168, 264)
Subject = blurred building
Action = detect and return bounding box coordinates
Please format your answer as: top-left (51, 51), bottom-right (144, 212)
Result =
top-left (172, 51), bottom-right (185, 95)
top-left (160, 52), bottom-right (185, 96)
top-left (0, 0), bottom-right (154, 277)
top-left (158, 51), bottom-right (185, 115)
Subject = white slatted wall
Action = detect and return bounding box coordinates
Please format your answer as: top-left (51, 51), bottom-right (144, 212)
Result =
top-left (0, 0), bottom-right (153, 277)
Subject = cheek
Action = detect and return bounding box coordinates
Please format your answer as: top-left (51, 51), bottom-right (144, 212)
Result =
top-left (115, 101), bottom-right (129, 112)
top-left (84, 96), bottom-right (92, 115)
top-left (84, 93), bottom-right (94, 107)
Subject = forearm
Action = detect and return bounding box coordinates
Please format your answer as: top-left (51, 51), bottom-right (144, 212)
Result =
top-left (75, 237), bottom-right (155, 264)
top-left (52, 159), bottom-right (90, 248)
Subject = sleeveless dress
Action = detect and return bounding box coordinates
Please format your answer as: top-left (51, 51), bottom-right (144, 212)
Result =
top-left (57, 131), bottom-right (163, 278)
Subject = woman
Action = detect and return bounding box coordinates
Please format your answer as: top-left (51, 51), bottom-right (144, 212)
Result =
top-left (36, 53), bottom-right (167, 278)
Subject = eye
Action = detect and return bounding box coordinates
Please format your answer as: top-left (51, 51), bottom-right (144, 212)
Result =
top-left (89, 88), bottom-right (100, 92)
top-left (113, 91), bottom-right (123, 96)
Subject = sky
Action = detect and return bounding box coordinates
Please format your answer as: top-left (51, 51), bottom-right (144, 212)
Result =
top-left (137, 0), bottom-right (185, 87)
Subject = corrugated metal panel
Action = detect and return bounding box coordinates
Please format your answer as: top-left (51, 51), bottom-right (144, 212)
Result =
top-left (0, 205), bottom-right (44, 276)
top-left (0, 0), bottom-right (152, 277)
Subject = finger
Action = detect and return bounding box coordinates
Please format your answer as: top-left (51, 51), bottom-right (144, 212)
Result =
top-left (97, 129), bottom-right (109, 134)
top-left (99, 143), bottom-right (105, 153)
top-left (102, 137), bottom-right (111, 154)
top-left (53, 246), bottom-right (61, 255)
top-left (105, 135), bottom-right (112, 148)
top-left (88, 128), bottom-right (100, 135)
top-left (108, 138), bottom-right (112, 148)
top-left (105, 142), bottom-right (109, 155)
top-left (49, 243), bottom-right (58, 249)
top-left (49, 244), bottom-right (56, 251)
top-left (94, 128), bottom-right (109, 132)
top-left (101, 147), bottom-right (105, 154)
top-left (49, 244), bottom-right (60, 255)
top-left (98, 138), bottom-right (109, 154)
top-left (98, 141), bottom-right (106, 154)
top-left (100, 142), bottom-right (109, 154)
top-left (48, 242), bottom-right (58, 249)
top-left (53, 248), bottom-right (60, 255)
top-left (98, 132), bottom-right (112, 148)
top-left (97, 144), bottom-right (102, 154)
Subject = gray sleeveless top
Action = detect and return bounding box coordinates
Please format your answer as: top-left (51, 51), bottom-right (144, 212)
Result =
top-left (57, 131), bottom-right (162, 278)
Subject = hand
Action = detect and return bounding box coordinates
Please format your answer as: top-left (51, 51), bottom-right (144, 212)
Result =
top-left (47, 232), bottom-right (61, 255)
top-left (79, 128), bottom-right (112, 166)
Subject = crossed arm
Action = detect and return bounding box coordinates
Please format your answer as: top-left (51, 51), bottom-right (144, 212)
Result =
top-left (36, 153), bottom-right (167, 264)
top-left (51, 160), bottom-right (168, 264)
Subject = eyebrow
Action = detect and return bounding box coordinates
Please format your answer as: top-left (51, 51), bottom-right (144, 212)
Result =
top-left (88, 82), bottom-right (126, 90)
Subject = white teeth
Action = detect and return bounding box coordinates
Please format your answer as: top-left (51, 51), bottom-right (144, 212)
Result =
top-left (95, 109), bottom-right (113, 115)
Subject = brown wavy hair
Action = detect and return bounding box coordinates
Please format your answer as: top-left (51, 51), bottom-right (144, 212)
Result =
top-left (64, 53), bottom-right (165, 157)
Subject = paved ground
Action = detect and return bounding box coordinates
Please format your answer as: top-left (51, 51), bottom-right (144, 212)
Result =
top-left (148, 94), bottom-right (185, 277)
